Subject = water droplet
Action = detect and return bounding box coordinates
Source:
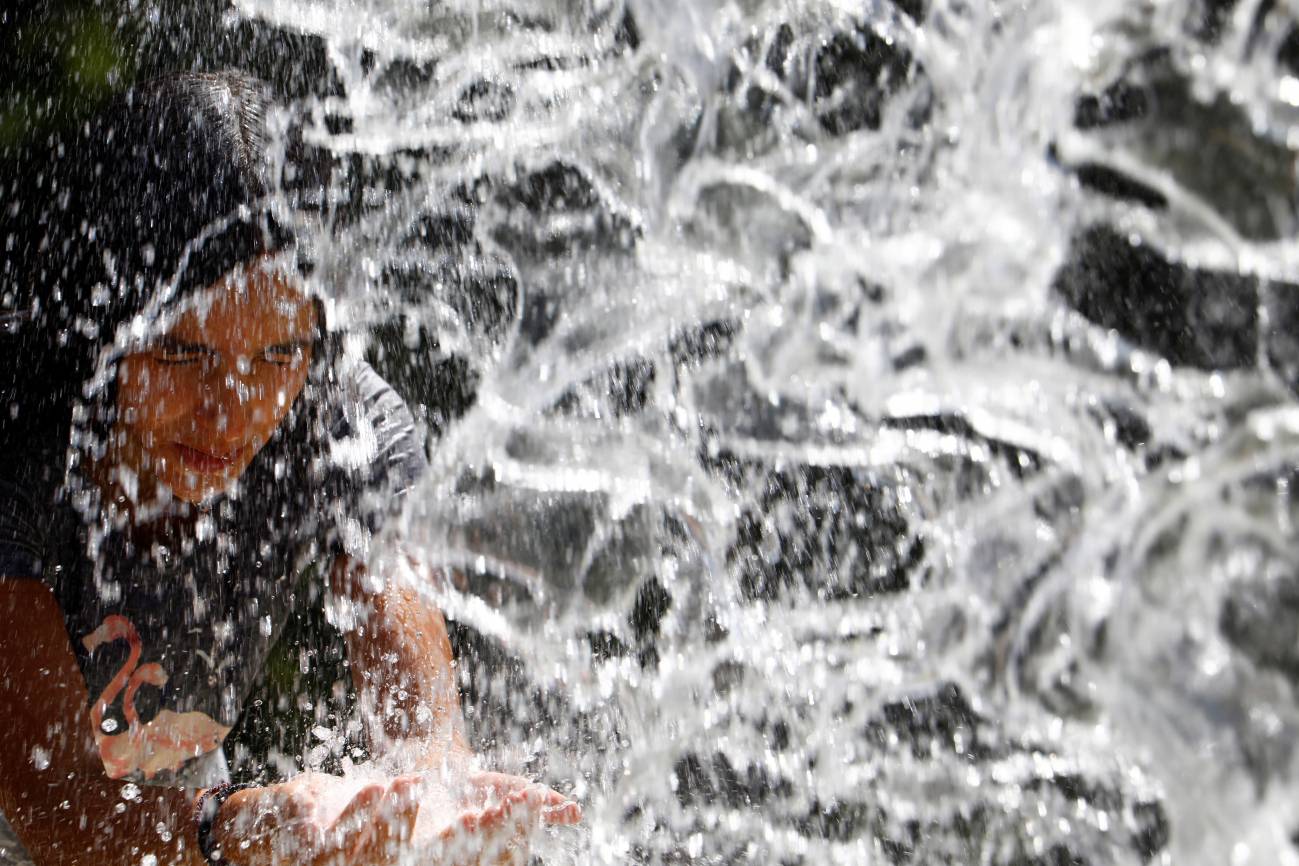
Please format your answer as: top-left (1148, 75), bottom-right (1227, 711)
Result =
top-left (195, 515), bottom-right (215, 542)
top-left (29, 746), bottom-right (50, 770)
top-left (120, 782), bottom-right (141, 802)
top-left (100, 718), bottom-right (118, 733)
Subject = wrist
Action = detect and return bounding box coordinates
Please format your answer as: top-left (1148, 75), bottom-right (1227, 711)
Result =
top-left (212, 788), bottom-right (258, 856)
top-left (194, 782), bottom-right (255, 864)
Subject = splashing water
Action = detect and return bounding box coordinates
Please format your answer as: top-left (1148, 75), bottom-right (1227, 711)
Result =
top-left (209, 0), bottom-right (1299, 862)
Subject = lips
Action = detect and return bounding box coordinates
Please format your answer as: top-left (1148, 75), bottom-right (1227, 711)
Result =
top-left (172, 443), bottom-right (242, 474)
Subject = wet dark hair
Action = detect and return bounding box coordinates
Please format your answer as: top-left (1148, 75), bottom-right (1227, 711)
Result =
top-left (0, 71), bottom-right (320, 454)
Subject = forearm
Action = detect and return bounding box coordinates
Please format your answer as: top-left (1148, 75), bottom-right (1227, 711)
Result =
top-left (335, 556), bottom-right (471, 770)
top-left (1, 777), bottom-right (205, 866)
top-left (0, 581), bottom-right (208, 865)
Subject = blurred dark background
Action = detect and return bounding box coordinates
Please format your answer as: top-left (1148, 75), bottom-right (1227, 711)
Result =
top-left (0, 0), bottom-right (338, 154)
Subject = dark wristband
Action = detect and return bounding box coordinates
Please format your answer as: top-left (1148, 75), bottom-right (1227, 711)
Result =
top-left (194, 781), bottom-right (254, 864)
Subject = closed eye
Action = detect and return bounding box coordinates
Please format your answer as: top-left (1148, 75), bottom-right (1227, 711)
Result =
top-left (260, 341), bottom-right (311, 366)
top-left (151, 341), bottom-right (212, 365)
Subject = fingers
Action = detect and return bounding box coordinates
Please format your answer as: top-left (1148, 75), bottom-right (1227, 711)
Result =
top-left (437, 789), bottom-right (527, 842)
top-left (383, 775), bottom-right (422, 845)
top-left (465, 770), bottom-right (519, 800)
top-left (435, 795), bottom-right (533, 866)
top-left (333, 781), bottom-right (386, 829)
top-left (427, 781), bottom-right (581, 866)
top-left (495, 778), bottom-right (580, 825)
top-left (329, 778), bottom-right (423, 864)
top-left (330, 783), bottom-right (384, 861)
top-left (542, 800), bottom-right (583, 825)
top-left (462, 771), bottom-right (583, 833)
top-left (487, 795), bottom-right (540, 866)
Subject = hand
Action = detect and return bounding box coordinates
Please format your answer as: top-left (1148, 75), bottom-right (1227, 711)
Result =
top-left (212, 770), bottom-right (580, 866)
top-left (214, 772), bottom-right (422, 866)
top-left (413, 771), bottom-right (581, 866)
top-left (461, 771), bottom-right (583, 827)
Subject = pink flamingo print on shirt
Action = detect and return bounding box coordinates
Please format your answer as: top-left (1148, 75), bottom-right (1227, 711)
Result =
top-left (82, 614), bottom-right (231, 780)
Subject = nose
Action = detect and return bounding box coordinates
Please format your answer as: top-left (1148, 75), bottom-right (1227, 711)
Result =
top-left (194, 359), bottom-right (259, 450)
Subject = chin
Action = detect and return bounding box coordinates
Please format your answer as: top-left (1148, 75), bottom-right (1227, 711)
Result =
top-left (166, 470), bottom-right (239, 506)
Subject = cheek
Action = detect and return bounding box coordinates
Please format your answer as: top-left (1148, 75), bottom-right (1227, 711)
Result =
top-left (117, 360), bottom-right (197, 430)
top-left (251, 368), bottom-right (311, 435)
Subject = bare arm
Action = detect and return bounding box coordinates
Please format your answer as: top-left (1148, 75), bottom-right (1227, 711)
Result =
top-left (1, 569), bottom-right (571, 866)
top-left (332, 555), bottom-right (472, 772)
top-left (0, 579), bottom-right (207, 866)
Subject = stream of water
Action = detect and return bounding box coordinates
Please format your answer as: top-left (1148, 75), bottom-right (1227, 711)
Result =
top-left (213, 0), bottom-right (1299, 862)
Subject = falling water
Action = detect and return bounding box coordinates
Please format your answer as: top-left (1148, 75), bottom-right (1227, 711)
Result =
top-left (183, 0), bottom-right (1299, 862)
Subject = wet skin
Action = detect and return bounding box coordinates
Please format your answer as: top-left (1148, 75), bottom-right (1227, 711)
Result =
top-left (111, 262), bottom-right (317, 505)
top-left (0, 260), bottom-right (579, 865)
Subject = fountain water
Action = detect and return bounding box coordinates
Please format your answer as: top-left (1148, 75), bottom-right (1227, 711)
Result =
top-left (82, 0), bottom-right (1299, 862)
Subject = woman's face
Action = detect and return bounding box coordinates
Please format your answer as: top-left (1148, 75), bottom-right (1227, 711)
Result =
top-left (112, 262), bottom-right (318, 505)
